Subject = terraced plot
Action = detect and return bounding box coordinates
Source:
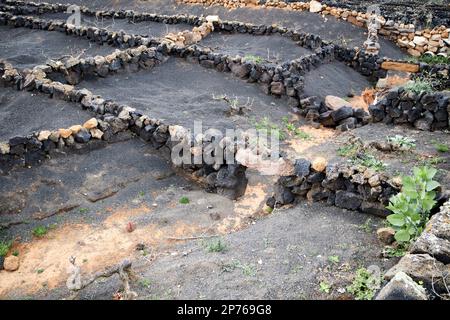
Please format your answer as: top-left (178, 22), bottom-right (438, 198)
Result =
top-left (0, 0), bottom-right (449, 301)
top-left (0, 25), bottom-right (115, 69)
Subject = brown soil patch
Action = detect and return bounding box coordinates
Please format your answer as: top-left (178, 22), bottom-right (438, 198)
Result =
top-left (0, 204), bottom-right (203, 297)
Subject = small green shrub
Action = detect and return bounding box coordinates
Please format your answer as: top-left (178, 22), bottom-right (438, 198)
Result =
top-left (244, 54), bottom-right (264, 64)
top-left (33, 226), bottom-right (48, 237)
top-left (253, 117), bottom-right (286, 141)
top-left (387, 135), bottom-right (416, 150)
top-left (337, 144), bottom-right (359, 158)
top-left (347, 268), bottom-right (379, 300)
top-left (282, 117), bottom-right (312, 140)
top-left (179, 196), bottom-right (190, 204)
top-left (205, 238), bottom-right (228, 253)
top-left (404, 80), bottom-right (433, 94)
top-left (433, 142), bottom-right (449, 153)
top-left (383, 244), bottom-right (408, 258)
top-left (0, 241), bottom-right (11, 257)
top-left (418, 54), bottom-right (450, 65)
top-left (352, 153), bottom-right (386, 172)
top-left (328, 255), bottom-right (340, 264)
top-left (386, 166), bottom-right (440, 243)
top-left (319, 281), bottom-right (331, 294)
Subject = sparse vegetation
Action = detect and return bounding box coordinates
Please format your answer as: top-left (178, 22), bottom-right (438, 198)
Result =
top-left (328, 255), bottom-right (340, 264)
top-left (433, 141), bottom-right (449, 153)
top-left (387, 135), bottom-right (416, 150)
top-left (32, 226), bottom-right (48, 238)
top-left (347, 268), bottom-right (379, 300)
top-left (382, 244), bottom-right (408, 258)
top-left (244, 54), bottom-right (264, 64)
top-left (282, 116), bottom-right (312, 140)
top-left (221, 260), bottom-right (256, 276)
top-left (319, 281), bottom-right (331, 294)
top-left (204, 238), bottom-right (228, 253)
top-left (179, 196), bottom-right (190, 204)
top-left (337, 144), bottom-right (359, 158)
top-left (352, 153), bottom-right (386, 172)
top-left (139, 278), bottom-right (152, 289)
top-left (404, 79), bottom-right (433, 94)
top-left (252, 117), bottom-right (286, 141)
top-left (386, 166), bottom-right (440, 243)
top-left (360, 218), bottom-right (373, 233)
top-left (0, 241), bottom-right (12, 257)
top-left (79, 208), bottom-right (89, 214)
top-left (418, 54), bottom-right (450, 66)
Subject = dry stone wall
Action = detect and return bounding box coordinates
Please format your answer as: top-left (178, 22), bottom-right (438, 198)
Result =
top-left (178, 0), bottom-right (450, 57)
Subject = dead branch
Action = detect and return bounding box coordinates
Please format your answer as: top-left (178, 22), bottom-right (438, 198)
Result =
top-left (66, 257), bottom-right (137, 300)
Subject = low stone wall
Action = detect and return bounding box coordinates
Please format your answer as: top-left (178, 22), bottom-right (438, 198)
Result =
top-left (377, 200), bottom-right (450, 299)
top-left (320, 0), bottom-right (450, 29)
top-left (369, 87), bottom-right (450, 131)
top-left (0, 11), bottom-right (151, 49)
top-left (178, 0), bottom-right (450, 57)
top-left (47, 45), bottom-right (165, 85)
top-left (267, 157), bottom-right (401, 217)
top-left (0, 61), bottom-right (249, 199)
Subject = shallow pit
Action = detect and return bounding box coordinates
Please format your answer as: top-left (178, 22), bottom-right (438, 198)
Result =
top-left (79, 57), bottom-right (292, 131)
top-left (200, 32), bottom-right (313, 64)
top-left (302, 61), bottom-right (374, 98)
top-left (0, 87), bottom-right (93, 141)
top-left (0, 25), bottom-right (116, 69)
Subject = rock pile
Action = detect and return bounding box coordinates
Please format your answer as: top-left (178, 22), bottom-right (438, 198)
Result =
top-left (296, 95), bottom-right (370, 131)
top-left (267, 157), bottom-right (400, 216)
top-left (369, 87), bottom-right (450, 131)
top-left (47, 45), bottom-right (164, 85)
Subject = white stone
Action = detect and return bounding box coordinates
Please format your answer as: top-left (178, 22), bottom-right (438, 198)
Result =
top-left (0, 142), bottom-right (10, 154)
top-left (309, 0), bottom-right (322, 13)
top-left (37, 130), bottom-right (52, 141)
top-left (413, 36), bottom-right (427, 46)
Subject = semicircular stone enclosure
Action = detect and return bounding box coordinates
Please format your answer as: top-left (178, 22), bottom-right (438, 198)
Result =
top-left (0, 0), bottom-right (449, 301)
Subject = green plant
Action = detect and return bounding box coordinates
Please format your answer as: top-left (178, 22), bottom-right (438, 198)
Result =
top-left (347, 268), bottom-right (379, 300)
top-left (253, 117), bottom-right (285, 141)
top-left (360, 218), bottom-right (373, 233)
top-left (239, 263), bottom-right (257, 276)
top-left (244, 54), bottom-right (264, 64)
top-left (12, 250), bottom-right (19, 257)
top-left (418, 54), bottom-right (450, 66)
top-left (139, 278), bottom-right (152, 289)
top-left (387, 135), bottom-right (416, 150)
top-left (205, 238), bottom-right (228, 253)
top-left (383, 244), bottom-right (408, 258)
top-left (0, 241), bottom-right (11, 257)
top-left (386, 166), bottom-right (440, 243)
top-left (433, 142), bottom-right (449, 153)
top-left (79, 208), bottom-right (89, 214)
top-left (179, 196), bottom-right (190, 204)
top-left (32, 226), bottom-right (48, 237)
top-left (337, 144), bottom-right (359, 158)
top-left (319, 281), bottom-right (331, 294)
top-left (138, 191), bottom-right (145, 197)
top-left (352, 153), bottom-right (386, 172)
top-left (328, 255), bottom-right (340, 264)
top-left (37, 269), bottom-right (45, 274)
top-left (282, 117), bottom-right (312, 140)
top-left (404, 79), bottom-right (433, 94)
